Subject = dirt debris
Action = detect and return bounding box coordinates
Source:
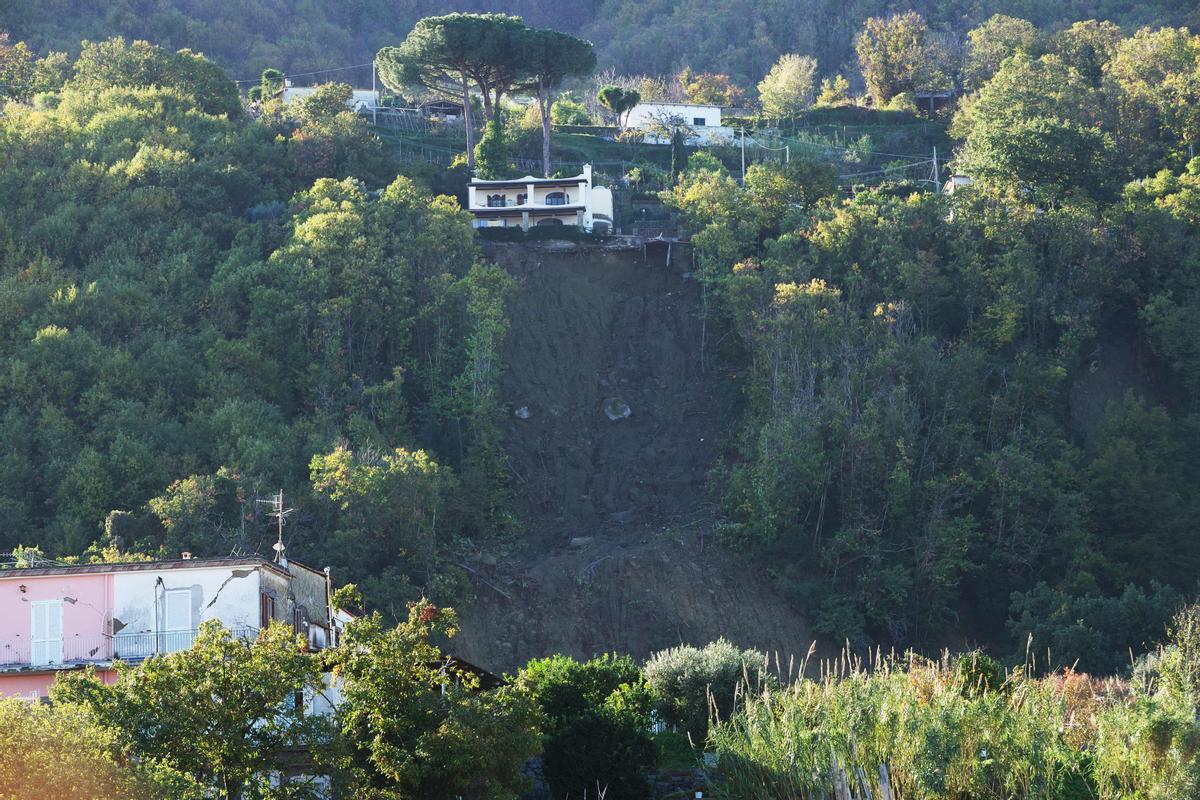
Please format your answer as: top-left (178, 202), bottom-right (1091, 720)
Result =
top-left (453, 243), bottom-right (813, 671)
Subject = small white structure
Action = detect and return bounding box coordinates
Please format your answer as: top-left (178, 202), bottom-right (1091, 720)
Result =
top-left (281, 84), bottom-right (381, 113)
top-left (626, 102), bottom-right (735, 145)
top-left (467, 164), bottom-right (614, 233)
top-left (942, 175), bottom-right (974, 195)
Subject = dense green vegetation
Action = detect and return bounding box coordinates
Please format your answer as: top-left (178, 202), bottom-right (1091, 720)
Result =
top-left (5, 1), bottom-right (1200, 91)
top-left (710, 606), bottom-right (1200, 799)
top-left (0, 38), bottom-right (512, 615)
top-left (665, 17), bottom-right (1200, 671)
top-left (8, 601), bottom-right (1200, 798)
top-left (3, 4), bottom-right (1200, 675)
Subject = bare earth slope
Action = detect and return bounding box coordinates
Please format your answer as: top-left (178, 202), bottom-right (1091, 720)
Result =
top-left (454, 242), bottom-right (813, 671)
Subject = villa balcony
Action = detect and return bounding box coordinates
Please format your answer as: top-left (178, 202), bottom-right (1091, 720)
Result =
top-left (0, 627), bottom-right (261, 671)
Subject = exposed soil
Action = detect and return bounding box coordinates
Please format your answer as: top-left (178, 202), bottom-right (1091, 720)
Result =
top-left (495, 240), bottom-right (715, 533)
top-left (453, 241), bottom-right (814, 671)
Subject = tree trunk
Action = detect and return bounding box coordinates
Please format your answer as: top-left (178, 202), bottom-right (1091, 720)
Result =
top-left (479, 80), bottom-right (494, 121)
top-left (462, 76), bottom-right (475, 170)
top-left (539, 82), bottom-right (552, 177)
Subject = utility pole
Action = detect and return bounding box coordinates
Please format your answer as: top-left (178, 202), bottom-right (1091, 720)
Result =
top-left (932, 145), bottom-right (941, 193)
top-left (740, 127), bottom-right (746, 186)
top-left (371, 60), bottom-right (378, 126)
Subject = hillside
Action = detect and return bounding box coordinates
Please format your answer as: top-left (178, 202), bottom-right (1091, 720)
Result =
top-left (5, 1), bottom-right (1199, 89)
top-left (450, 242), bottom-right (817, 670)
top-left (1, 14), bottom-right (1200, 679)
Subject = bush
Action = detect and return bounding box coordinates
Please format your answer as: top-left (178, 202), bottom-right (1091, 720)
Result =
top-left (542, 710), bottom-right (657, 800)
top-left (644, 639), bottom-right (769, 741)
top-left (551, 99), bottom-right (593, 126)
top-left (518, 654), bottom-right (656, 799)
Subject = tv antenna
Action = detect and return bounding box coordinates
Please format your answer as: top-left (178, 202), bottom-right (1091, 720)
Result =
top-left (257, 490), bottom-right (295, 566)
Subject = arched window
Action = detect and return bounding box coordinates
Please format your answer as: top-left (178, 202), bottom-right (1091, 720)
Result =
top-left (545, 191), bottom-right (566, 206)
top-left (536, 217), bottom-right (565, 226)
top-left (487, 194), bottom-right (506, 207)
top-left (516, 193), bottom-right (527, 205)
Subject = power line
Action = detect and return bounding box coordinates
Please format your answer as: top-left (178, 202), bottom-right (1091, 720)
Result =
top-left (234, 62), bottom-right (373, 86)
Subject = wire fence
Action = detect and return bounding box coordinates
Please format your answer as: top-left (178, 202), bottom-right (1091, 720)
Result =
top-left (370, 124), bottom-right (944, 189)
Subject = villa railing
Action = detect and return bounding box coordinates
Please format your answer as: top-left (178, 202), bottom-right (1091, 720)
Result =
top-left (0, 626), bottom-right (260, 670)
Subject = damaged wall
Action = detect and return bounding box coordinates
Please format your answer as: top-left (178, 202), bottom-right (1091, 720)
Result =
top-left (112, 564), bottom-right (264, 639)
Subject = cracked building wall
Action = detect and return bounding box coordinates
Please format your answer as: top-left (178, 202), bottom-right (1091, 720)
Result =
top-left (112, 564), bottom-right (266, 638)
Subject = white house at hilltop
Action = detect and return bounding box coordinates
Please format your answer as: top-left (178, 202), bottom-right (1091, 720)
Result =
top-left (626, 102), bottom-right (736, 145)
top-left (467, 164), bottom-right (614, 233)
top-left (281, 84), bottom-right (380, 113)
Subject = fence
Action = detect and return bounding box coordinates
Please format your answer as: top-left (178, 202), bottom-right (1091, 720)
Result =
top-left (0, 626), bottom-right (260, 669)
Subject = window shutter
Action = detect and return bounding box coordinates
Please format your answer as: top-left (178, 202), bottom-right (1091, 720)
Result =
top-left (260, 593), bottom-right (275, 628)
top-left (164, 589), bottom-right (190, 631)
top-left (31, 600), bottom-right (63, 666)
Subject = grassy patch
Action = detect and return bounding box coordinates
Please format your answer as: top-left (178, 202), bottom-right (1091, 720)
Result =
top-left (655, 730), bottom-right (702, 771)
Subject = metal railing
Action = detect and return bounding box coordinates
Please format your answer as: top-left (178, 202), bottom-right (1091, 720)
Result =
top-left (0, 627), bottom-right (260, 669)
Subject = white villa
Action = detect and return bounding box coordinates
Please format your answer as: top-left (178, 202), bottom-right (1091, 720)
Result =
top-left (467, 164), bottom-right (614, 233)
top-left (281, 83), bottom-right (380, 113)
top-left (626, 102), bottom-right (736, 145)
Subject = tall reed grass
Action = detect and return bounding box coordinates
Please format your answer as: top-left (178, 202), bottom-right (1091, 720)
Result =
top-left (707, 619), bottom-right (1200, 800)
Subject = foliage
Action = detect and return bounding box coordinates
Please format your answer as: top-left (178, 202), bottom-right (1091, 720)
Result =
top-left (952, 53), bottom-right (1118, 202)
top-left (1052, 19), bottom-right (1123, 87)
top-left (53, 621), bottom-right (326, 798)
top-left (0, 697), bottom-right (201, 800)
top-left (473, 117), bottom-right (512, 179)
top-left (1092, 605), bottom-right (1200, 798)
top-left (550, 98), bottom-right (592, 125)
top-left (815, 74), bottom-right (851, 107)
top-left (757, 54), bottom-right (818, 118)
top-left (677, 67), bottom-right (744, 106)
top-left (963, 14), bottom-right (1042, 90)
top-left (517, 653), bottom-right (656, 799)
top-left (332, 603), bottom-right (543, 800)
top-left (597, 84), bottom-right (640, 126)
top-left (855, 12), bottom-right (945, 105)
top-left (376, 14), bottom-right (528, 166)
top-left (0, 37), bottom-right (509, 616)
top-left (519, 26), bottom-right (596, 176)
top-left (711, 648), bottom-right (1103, 800)
top-left (644, 638), bottom-right (769, 740)
top-left (1008, 582), bottom-right (1184, 674)
top-left (669, 53), bottom-right (1200, 664)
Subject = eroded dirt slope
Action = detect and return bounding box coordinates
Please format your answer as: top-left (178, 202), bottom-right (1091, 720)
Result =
top-left (454, 242), bottom-right (814, 671)
top-left (496, 241), bottom-right (715, 532)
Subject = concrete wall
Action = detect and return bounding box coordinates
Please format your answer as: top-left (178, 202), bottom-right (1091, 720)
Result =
top-left (112, 564), bottom-right (263, 639)
top-left (628, 103), bottom-right (722, 129)
top-left (0, 667), bottom-right (117, 700)
top-left (0, 572), bottom-right (112, 663)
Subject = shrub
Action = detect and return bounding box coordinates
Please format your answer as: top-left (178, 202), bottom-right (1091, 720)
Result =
top-left (542, 709), bottom-right (657, 800)
top-left (644, 639), bottom-right (769, 740)
top-left (517, 654), bottom-right (656, 799)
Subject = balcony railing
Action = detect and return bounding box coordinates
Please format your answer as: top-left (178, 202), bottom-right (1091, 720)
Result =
top-left (478, 196), bottom-right (576, 210)
top-left (0, 627), bottom-right (260, 670)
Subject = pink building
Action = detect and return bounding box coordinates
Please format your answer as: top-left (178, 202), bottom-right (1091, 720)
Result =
top-left (0, 555), bottom-right (336, 699)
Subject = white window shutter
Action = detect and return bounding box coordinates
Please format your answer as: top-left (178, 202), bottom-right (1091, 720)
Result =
top-left (31, 600), bottom-right (63, 666)
top-left (165, 589), bottom-right (190, 631)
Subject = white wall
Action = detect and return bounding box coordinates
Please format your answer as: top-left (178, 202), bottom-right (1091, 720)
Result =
top-left (587, 186), bottom-right (614, 233)
top-left (627, 103), bottom-right (722, 129)
top-left (111, 565), bottom-right (264, 656)
top-left (281, 87), bottom-right (379, 111)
